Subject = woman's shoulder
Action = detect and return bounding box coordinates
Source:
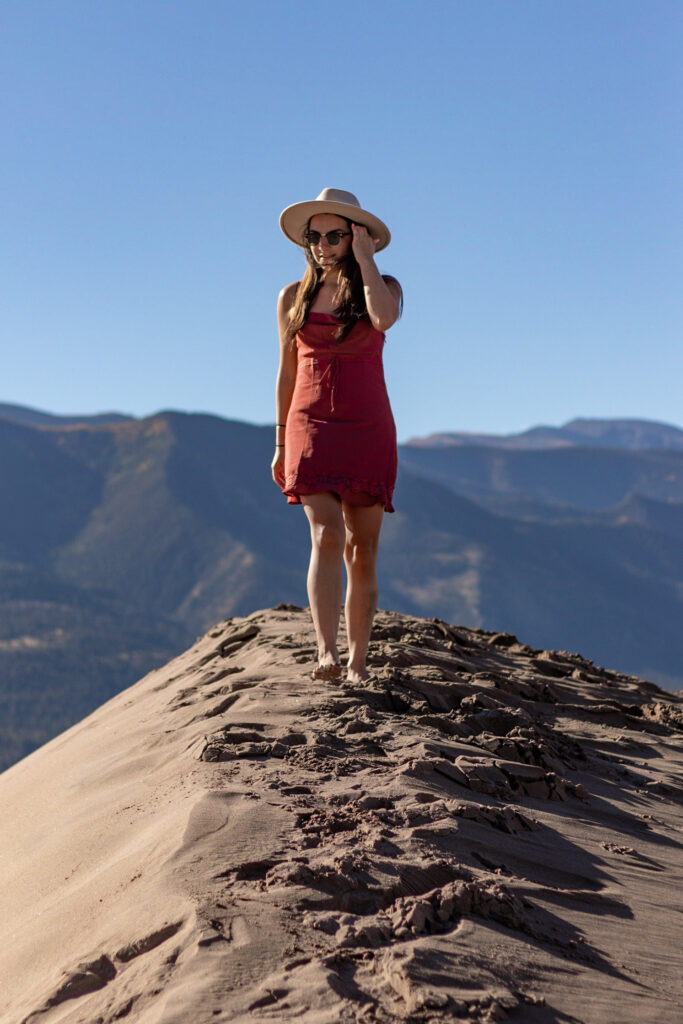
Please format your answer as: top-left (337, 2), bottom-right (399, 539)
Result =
top-left (382, 275), bottom-right (403, 315)
top-left (278, 280), bottom-right (300, 310)
top-left (277, 281), bottom-right (300, 337)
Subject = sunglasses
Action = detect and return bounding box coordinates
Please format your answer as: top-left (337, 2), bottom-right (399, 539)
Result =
top-left (303, 229), bottom-right (350, 246)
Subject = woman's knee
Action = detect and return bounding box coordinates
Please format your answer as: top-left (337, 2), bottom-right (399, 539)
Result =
top-left (312, 521), bottom-right (345, 557)
top-left (344, 535), bottom-right (378, 573)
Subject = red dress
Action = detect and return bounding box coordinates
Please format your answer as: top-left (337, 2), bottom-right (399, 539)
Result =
top-left (283, 312), bottom-right (397, 512)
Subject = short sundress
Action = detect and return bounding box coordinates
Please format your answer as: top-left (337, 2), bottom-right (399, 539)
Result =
top-left (282, 312), bottom-right (397, 512)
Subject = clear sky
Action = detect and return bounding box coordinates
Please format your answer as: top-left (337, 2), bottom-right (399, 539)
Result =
top-left (2, 0), bottom-right (681, 441)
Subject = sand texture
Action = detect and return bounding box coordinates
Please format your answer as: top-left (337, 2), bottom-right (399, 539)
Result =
top-left (1, 605), bottom-right (682, 1023)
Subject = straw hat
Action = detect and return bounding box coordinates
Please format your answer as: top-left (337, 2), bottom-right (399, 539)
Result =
top-left (279, 188), bottom-right (391, 252)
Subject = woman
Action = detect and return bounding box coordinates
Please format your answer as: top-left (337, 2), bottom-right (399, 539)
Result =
top-left (272, 188), bottom-right (402, 684)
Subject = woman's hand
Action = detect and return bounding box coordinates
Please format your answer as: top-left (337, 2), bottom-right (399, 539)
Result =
top-left (271, 446), bottom-right (286, 487)
top-left (352, 227), bottom-right (401, 331)
top-left (351, 223), bottom-right (379, 266)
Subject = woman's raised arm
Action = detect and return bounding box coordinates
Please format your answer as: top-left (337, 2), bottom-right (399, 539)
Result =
top-left (351, 224), bottom-right (401, 332)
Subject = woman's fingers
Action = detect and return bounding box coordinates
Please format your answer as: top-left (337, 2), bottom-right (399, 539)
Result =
top-left (351, 223), bottom-right (378, 260)
top-left (271, 450), bottom-right (286, 487)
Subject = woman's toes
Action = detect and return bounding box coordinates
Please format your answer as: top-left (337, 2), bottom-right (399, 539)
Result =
top-left (311, 662), bottom-right (342, 680)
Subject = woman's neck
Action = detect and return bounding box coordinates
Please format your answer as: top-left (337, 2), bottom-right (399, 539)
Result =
top-left (319, 266), bottom-right (340, 285)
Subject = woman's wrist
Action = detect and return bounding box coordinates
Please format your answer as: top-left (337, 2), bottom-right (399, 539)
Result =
top-left (355, 254), bottom-right (377, 276)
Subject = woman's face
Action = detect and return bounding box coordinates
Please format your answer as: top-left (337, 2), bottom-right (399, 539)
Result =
top-left (306, 213), bottom-right (353, 268)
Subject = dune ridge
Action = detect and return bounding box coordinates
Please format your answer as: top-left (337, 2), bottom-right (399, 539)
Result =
top-left (1, 605), bottom-right (682, 1023)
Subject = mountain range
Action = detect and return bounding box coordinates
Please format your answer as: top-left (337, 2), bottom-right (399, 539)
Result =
top-left (406, 416), bottom-right (683, 451)
top-left (1, 404), bottom-right (681, 771)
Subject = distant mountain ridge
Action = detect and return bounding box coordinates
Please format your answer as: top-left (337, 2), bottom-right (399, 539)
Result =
top-left (1, 403), bottom-right (682, 771)
top-left (3, 405), bottom-right (682, 450)
top-left (398, 443), bottom-right (683, 512)
top-left (406, 417), bottom-right (683, 451)
top-left (0, 402), bottom-right (133, 429)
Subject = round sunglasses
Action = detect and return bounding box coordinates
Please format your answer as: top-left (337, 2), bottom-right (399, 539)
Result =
top-left (303, 229), bottom-right (350, 247)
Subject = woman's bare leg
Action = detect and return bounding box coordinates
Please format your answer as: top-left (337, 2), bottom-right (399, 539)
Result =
top-left (302, 493), bottom-right (345, 671)
top-left (342, 502), bottom-right (385, 683)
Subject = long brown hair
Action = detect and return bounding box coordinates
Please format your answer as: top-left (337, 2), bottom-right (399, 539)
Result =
top-left (284, 218), bottom-right (402, 345)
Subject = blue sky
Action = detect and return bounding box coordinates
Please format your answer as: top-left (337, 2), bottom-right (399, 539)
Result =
top-left (2, 0), bottom-right (681, 441)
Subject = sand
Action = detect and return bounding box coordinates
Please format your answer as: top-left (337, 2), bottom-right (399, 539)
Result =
top-left (0, 605), bottom-right (682, 1023)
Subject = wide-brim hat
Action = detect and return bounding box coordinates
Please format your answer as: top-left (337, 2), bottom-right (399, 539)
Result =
top-left (279, 188), bottom-right (391, 252)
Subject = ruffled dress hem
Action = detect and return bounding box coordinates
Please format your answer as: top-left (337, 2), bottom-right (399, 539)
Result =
top-left (284, 473), bottom-right (395, 513)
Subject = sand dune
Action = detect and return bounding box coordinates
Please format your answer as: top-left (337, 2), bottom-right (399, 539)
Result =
top-left (1, 606), bottom-right (682, 1023)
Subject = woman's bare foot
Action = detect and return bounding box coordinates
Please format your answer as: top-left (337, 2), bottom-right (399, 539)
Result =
top-left (311, 661), bottom-right (342, 680)
top-left (345, 665), bottom-right (369, 685)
